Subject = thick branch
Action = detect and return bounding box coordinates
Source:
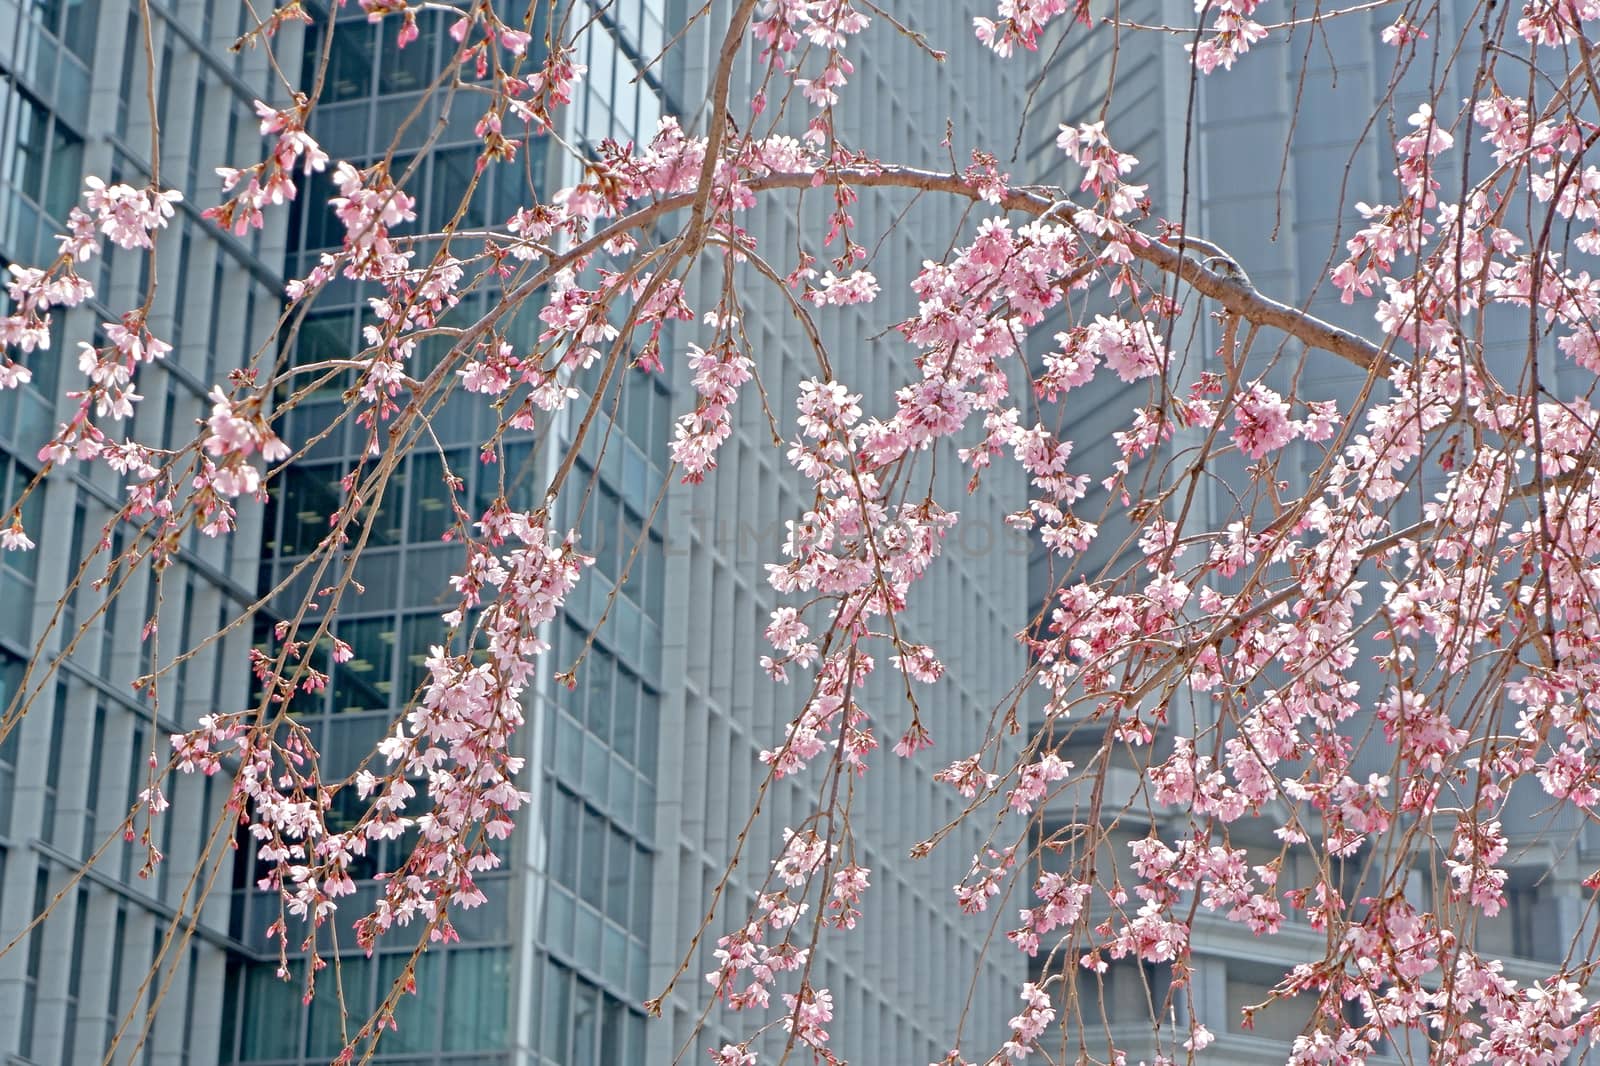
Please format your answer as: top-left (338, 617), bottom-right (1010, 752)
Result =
top-left (434, 161), bottom-right (1391, 412)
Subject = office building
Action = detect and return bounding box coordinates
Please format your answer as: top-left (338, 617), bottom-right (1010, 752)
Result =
top-left (0, 0), bottom-right (289, 1059)
top-left (241, 2), bottom-right (1035, 1063)
top-left (1020, 3), bottom-right (1597, 1063)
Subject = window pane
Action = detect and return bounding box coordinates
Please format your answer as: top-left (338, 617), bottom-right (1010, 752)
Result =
top-left (571, 981), bottom-right (600, 1066)
top-left (442, 948), bottom-right (510, 1049)
top-left (240, 963), bottom-right (303, 1059)
top-left (333, 617), bottom-right (395, 712)
top-left (637, 688), bottom-right (660, 776)
top-left (307, 955), bottom-right (371, 1060)
top-left (44, 125), bottom-right (83, 221)
top-left (630, 845), bottom-right (651, 933)
top-left (399, 613), bottom-right (448, 700)
top-left (599, 995), bottom-right (628, 1066)
top-left (326, 22), bottom-right (376, 102)
top-left (611, 671), bottom-right (637, 763)
top-left (378, 951), bottom-right (439, 1053)
top-left (408, 450), bottom-right (454, 543)
top-left (278, 463), bottom-right (345, 556)
top-left (429, 146), bottom-right (484, 231)
top-left (579, 807), bottom-right (605, 903)
top-left (10, 95), bottom-right (48, 202)
top-left (585, 653), bottom-right (613, 743)
top-left (603, 831), bottom-right (630, 925)
top-left (378, 12), bottom-right (433, 94)
top-left (539, 960), bottom-right (570, 1060)
top-left (549, 786), bottom-right (578, 888)
top-left (62, 0), bottom-right (99, 59)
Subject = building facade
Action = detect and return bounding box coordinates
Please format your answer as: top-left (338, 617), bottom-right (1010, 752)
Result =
top-left (0, 0), bottom-right (288, 1059)
top-left (242, 3), bottom-right (1033, 1064)
top-left (1021, 3), bottom-right (1599, 1063)
top-left (5, 1), bottom-right (1035, 1064)
top-left (0, 0), bottom-right (1036, 1056)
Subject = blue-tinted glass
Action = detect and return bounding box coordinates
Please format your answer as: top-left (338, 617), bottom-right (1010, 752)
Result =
top-left (44, 123), bottom-right (82, 220)
top-left (430, 146), bottom-right (486, 231)
top-left (278, 462), bottom-right (345, 557)
top-left (539, 960), bottom-right (570, 1059)
top-left (611, 670), bottom-right (637, 762)
top-left (630, 845), bottom-right (651, 933)
top-left (549, 786), bottom-right (578, 887)
top-left (299, 159), bottom-right (345, 251)
top-left (366, 456), bottom-right (406, 546)
top-left (408, 450), bottom-right (456, 542)
top-left (332, 617), bottom-right (395, 712)
top-left (378, 951), bottom-right (439, 1053)
top-left (571, 980), bottom-right (600, 1066)
top-left (603, 831), bottom-right (630, 925)
top-left (599, 995), bottom-right (628, 1065)
top-left (307, 955), bottom-right (371, 1059)
top-left (443, 948), bottom-right (510, 1049)
top-left (579, 807), bottom-right (605, 903)
top-left (325, 21), bottom-right (377, 102)
top-left (637, 688), bottom-right (660, 777)
top-left (378, 12), bottom-right (434, 95)
top-left (240, 964), bottom-right (303, 1060)
top-left (586, 652), bottom-right (613, 742)
top-left (61, 0), bottom-right (98, 60)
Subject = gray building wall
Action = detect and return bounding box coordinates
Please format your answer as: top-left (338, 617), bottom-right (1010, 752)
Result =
top-left (0, 0), bottom-right (1037, 1062)
top-left (646, 6), bottom-right (1031, 1063)
top-left (1020, 3), bottom-right (1600, 1063)
top-left (237, 3), bottom-right (1034, 1066)
top-left (0, 0), bottom-right (287, 1060)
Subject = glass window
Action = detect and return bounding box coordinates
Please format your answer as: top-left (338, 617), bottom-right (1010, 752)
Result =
top-left (0, 653), bottom-right (19, 836)
top-left (307, 955), bottom-right (372, 1060)
top-left (299, 165), bottom-right (343, 250)
top-left (239, 963), bottom-right (303, 1060)
top-left (539, 960), bottom-right (571, 1060)
top-left (443, 948), bottom-right (510, 1049)
top-left (378, 951), bottom-right (439, 1053)
top-left (599, 994), bottom-right (629, 1066)
top-left (597, 490), bottom-right (622, 578)
top-left (26, 0), bottom-right (65, 34)
top-left (585, 652), bottom-right (613, 744)
top-left (291, 307), bottom-right (357, 394)
top-left (630, 844), bottom-right (651, 933)
top-left (277, 462), bottom-right (345, 556)
top-left (586, 29), bottom-right (615, 121)
top-left (492, 142), bottom-right (545, 223)
top-left (623, 376), bottom-right (652, 447)
top-left (641, 1), bottom-right (664, 56)
top-left (637, 688), bottom-right (660, 777)
top-left (611, 670), bottom-right (637, 763)
top-left (322, 716), bottom-right (387, 785)
top-left (644, 534), bottom-right (664, 617)
top-left (603, 831), bottom-right (631, 925)
top-left (7, 93), bottom-right (49, 203)
top-left (324, 22), bottom-right (377, 102)
top-left (408, 450), bottom-right (457, 543)
top-left (501, 439), bottom-right (539, 512)
top-left (399, 612), bottom-right (448, 701)
top-left (549, 786), bottom-right (579, 888)
top-left (333, 616), bottom-right (396, 711)
top-left (578, 807), bottom-right (605, 903)
top-left (571, 980), bottom-right (601, 1066)
top-left (353, 477), bottom-right (400, 553)
top-left (378, 12), bottom-right (433, 94)
top-left (430, 146), bottom-right (485, 231)
top-left (637, 85), bottom-right (661, 140)
top-left (44, 123), bottom-right (83, 221)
